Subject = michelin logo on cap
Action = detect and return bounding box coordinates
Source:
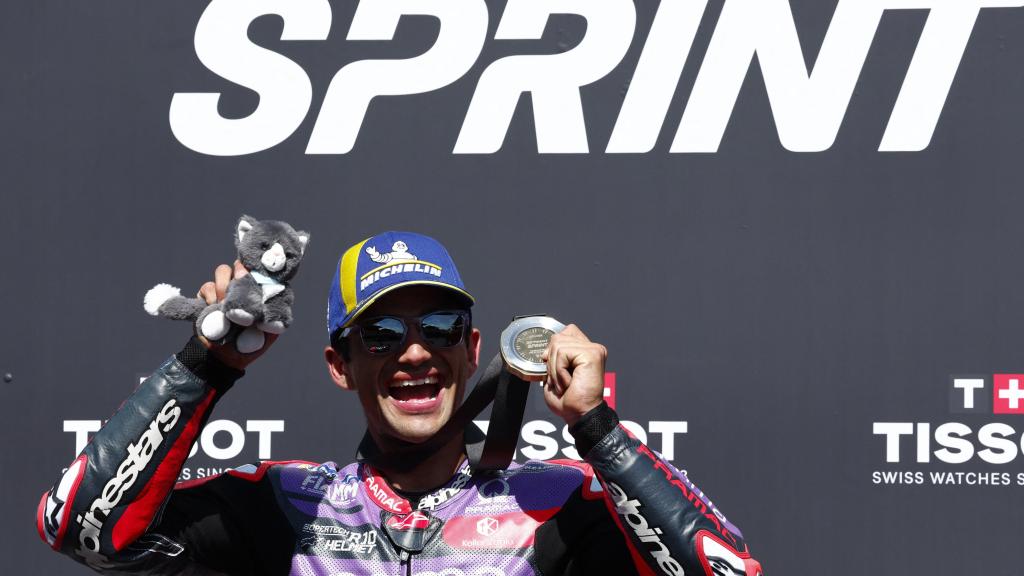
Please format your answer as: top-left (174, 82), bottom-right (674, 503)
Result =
top-left (360, 242), bottom-right (443, 290)
top-left (328, 231), bottom-right (473, 335)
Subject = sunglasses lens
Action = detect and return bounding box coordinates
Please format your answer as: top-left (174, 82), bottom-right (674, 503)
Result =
top-left (360, 317), bottom-right (406, 354)
top-left (421, 312), bottom-right (466, 348)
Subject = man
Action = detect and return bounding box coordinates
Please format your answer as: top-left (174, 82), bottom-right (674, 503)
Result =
top-left (38, 231), bottom-right (762, 576)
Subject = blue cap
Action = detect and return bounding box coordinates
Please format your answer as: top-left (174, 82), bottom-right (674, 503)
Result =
top-left (327, 231), bottom-right (474, 336)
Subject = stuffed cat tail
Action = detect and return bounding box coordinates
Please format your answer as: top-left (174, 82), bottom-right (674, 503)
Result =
top-left (144, 283), bottom-right (206, 320)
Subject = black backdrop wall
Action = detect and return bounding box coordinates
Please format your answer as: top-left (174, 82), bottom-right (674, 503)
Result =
top-left (5, 1), bottom-right (1024, 574)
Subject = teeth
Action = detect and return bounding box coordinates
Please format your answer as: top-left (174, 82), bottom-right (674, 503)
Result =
top-left (392, 376), bottom-right (439, 388)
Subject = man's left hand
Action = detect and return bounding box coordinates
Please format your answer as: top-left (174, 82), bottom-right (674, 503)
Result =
top-left (540, 324), bottom-right (607, 426)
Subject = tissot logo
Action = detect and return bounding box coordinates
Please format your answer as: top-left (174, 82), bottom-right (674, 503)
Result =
top-left (872, 374), bottom-right (1024, 487)
top-left (64, 418), bottom-right (283, 461)
top-left (170, 0), bottom-right (1023, 156)
top-left (64, 377), bottom-right (285, 466)
top-left (474, 371), bottom-right (687, 461)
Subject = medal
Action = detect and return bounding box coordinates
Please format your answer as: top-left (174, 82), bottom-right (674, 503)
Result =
top-left (499, 315), bottom-right (566, 381)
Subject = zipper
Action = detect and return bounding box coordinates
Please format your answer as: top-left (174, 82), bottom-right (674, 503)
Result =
top-left (399, 549), bottom-right (411, 576)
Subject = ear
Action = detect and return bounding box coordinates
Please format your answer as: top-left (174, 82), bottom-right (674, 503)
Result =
top-left (296, 231), bottom-right (310, 254)
top-left (465, 328), bottom-right (482, 379)
top-left (237, 215), bottom-right (256, 243)
top-left (324, 346), bottom-right (355, 392)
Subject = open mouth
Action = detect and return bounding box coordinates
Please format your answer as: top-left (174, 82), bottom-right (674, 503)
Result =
top-left (389, 376), bottom-right (441, 403)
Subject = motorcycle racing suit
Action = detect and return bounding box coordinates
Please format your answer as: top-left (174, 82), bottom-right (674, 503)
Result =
top-left (38, 338), bottom-right (763, 576)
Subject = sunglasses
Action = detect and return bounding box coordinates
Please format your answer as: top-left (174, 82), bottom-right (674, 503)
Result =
top-left (341, 310), bottom-right (470, 355)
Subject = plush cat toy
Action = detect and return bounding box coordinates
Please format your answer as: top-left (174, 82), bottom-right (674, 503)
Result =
top-left (144, 215), bottom-right (310, 353)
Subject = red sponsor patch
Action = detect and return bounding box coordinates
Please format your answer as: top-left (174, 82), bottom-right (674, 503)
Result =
top-left (442, 509), bottom-right (558, 549)
top-left (361, 464), bottom-right (412, 514)
top-left (993, 374), bottom-right (1024, 414)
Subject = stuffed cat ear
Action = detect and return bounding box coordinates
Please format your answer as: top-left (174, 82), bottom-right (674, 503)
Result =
top-left (296, 231), bottom-right (310, 254)
top-left (237, 215), bottom-right (257, 243)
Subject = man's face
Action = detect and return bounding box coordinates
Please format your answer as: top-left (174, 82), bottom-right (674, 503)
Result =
top-left (327, 285), bottom-right (480, 445)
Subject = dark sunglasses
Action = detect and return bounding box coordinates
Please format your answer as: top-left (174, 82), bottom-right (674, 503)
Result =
top-left (341, 310), bottom-right (469, 355)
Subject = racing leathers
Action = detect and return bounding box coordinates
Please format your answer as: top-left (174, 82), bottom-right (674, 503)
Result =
top-left (38, 338), bottom-right (763, 576)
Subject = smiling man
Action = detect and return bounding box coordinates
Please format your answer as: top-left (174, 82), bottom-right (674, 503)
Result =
top-left (38, 231), bottom-right (762, 576)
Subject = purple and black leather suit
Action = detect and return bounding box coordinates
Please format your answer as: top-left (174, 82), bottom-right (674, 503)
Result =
top-left (38, 339), bottom-right (763, 576)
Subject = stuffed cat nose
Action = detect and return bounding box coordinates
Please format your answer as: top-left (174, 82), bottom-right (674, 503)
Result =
top-left (262, 242), bottom-right (286, 272)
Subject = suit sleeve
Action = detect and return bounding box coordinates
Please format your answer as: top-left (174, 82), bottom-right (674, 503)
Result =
top-left (34, 338), bottom-right (278, 574)
top-left (571, 402), bottom-right (764, 576)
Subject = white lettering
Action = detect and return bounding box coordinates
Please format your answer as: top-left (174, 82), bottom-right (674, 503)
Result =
top-left (65, 420), bottom-right (102, 455)
top-left (676, 0), bottom-right (886, 152)
top-left (880, 1), bottom-right (1024, 151)
top-left (560, 423), bottom-right (580, 461)
top-left (874, 421), bottom-right (1024, 464)
top-left (170, 0), bottom-right (332, 155)
top-left (475, 418), bottom-right (686, 462)
top-left (934, 422), bottom-right (974, 464)
top-left (519, 420), bottom-right (559, 460)
top-left (246, 420), bottom-right (285, 459)
top-left (953, 378), bottom-right (985, 409)
top-left (978, 423), bottom-right (1017, 465)
top-left (455, 0), bottom-right (635, 153)
top-left (675, 0), bottom-right (1024, 153)
top-left (200, 419), bottom-right (246, 460)
top-left (170, 0), bottom-right (1023, 154)
top-left (649, 421), bottom-right (688, 461)
top-left (607, 0), bottom-right (709, 153)
top-left (307, 0), bottom-right (487, 154)
top-left (916, 422), bottom-right (931, 464)
top-left (874, 422), bottom-right (914, 463)
top-left (606, 482), bottom-right (684, 576)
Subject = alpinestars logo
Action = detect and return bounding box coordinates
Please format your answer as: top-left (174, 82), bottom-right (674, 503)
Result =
top-left (417, 462), bottom-right (473, 511)
top-left (76, 399), bottom-right (181, 563)
top-left (872, 375), bottom-right (1024, 487)
top-left (386, 511), bottom-right (431, 532)
top-left (170, 0), bottom-right (1022, 156)
top-left (606, 481), bottom-right (683, 576)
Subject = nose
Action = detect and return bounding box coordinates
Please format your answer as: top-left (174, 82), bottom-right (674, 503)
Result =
top-left (395, 323), bottom-right (432, 362)
top-left (262, 243), bottom-right (286, 271)
top-left (397, 329), bottom-right (432, 366)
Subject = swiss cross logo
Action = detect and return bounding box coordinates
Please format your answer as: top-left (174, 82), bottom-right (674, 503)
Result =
top-left (993, 375), bottom-right (1024, 414)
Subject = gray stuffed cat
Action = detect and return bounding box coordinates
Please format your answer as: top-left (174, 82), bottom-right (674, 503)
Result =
top-left (144, 215), bottom-right (310, 353)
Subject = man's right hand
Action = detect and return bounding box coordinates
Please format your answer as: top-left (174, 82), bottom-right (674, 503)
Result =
top-left (196, 260), bottom-right (278, 371)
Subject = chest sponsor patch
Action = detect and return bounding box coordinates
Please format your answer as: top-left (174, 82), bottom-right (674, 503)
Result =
top-left (441, 509), bottom-right (558, 550)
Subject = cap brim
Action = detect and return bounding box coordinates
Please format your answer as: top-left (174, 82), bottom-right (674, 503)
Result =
top-left (342, 280), bottom-right (475, 328)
